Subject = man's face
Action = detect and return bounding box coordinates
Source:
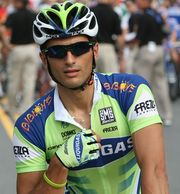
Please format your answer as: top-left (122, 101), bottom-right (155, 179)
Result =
top-left (135, 0), bottom-right (144, 8)
top-left (41, 36), bottom-right (98, 90)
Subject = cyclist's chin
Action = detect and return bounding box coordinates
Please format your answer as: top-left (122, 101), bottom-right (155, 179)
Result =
top-left (59, 71), bottom-right (91, 89)
top-left (60, 79), bottom-right (85, 89)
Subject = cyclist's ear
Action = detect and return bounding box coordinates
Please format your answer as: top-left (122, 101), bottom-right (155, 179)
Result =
top-left (93, 42), bottom-right (99, 59)
top-left (39, 51), bottom-right (48, 70)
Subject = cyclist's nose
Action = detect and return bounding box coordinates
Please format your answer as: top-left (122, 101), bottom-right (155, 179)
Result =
top-left (64, 50), bottom-right (76, 65)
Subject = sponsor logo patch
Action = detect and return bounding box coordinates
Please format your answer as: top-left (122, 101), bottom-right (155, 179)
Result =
top-left (103, 126), bottom-right (118, 133)
top-left (13, 146), bottom-right (30, 157)
top-left (47, 144), bottom-right (62, 151)
top-left (74, 133), bottom-right (82, 162)
top-left (61, 129), bottom-right (76, 140)
top-left (99, 107), bottom-right (116, 125)
top-left (134, 100), bottom-right (156, 115)
top-left (21, 95), bottom-right (52, 132)
top-left (103, 81), bottom-right (136, 92)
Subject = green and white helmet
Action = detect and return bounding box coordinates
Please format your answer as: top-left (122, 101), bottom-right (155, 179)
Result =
top-left (33, 1), bottom-right (98, 45)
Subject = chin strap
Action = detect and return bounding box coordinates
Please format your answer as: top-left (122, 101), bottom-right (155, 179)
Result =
top-left (70, 71), bottom-right (94, 91)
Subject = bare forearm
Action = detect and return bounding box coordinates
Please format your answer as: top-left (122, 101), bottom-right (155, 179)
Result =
top-left (29, 180), bottom-right (65, 194)
top-left (141, 167), bottom-right (170, 194)
top-left (18, 156), bottom-right (68, 194)
top-left (0, 26), bottom-right (9, 45)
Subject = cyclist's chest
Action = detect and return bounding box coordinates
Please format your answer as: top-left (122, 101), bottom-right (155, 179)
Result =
top-left (45, 100), bottom-right (130, 160)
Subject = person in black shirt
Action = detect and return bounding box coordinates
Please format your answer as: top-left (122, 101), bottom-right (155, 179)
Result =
top-left (3, 0), bottom-right (39, 115)
top-left (91, 0), bottom-right (124, 73)
top-left (130, 0), bottom-right (173, 126)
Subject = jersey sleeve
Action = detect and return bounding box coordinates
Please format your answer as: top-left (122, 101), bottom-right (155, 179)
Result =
top-left (127, 83), bottom-right (162, 134)
top-left (13, 126), bottom-right (47, 173)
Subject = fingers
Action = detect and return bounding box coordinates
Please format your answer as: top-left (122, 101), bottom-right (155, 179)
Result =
top-left (84, 132), bottom-right (101, 155)
top-left (81, 129), bottom-right (101, 157)
top-left (88, 142), bottom-right (101, 152)
top-left (89, 151), bottom-right (99, 160)
top-left (95, 133), bottom-right (101, 143)
top-left (82, 129), bottom-right (101, 143)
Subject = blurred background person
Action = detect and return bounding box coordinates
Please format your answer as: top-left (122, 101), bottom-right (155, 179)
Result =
top-left (166, 0), bottom-right (180, 74)
top-left (37, 0), bottom-right (59, 10)
top-left (91, 0), bottom-right (124, 73)
top-left (157, 0), bottom-right (180, 101)
top-left (2, 0), bottom-right (38, 115)
top-left (0, 0), bottom-right (9, 98)
top-left (122, 0), bottom-right (140, 73)
top-left (128, 0), bottom-right (173, 126)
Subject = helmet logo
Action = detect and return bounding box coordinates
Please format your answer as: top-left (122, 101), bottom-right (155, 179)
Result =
top-left (71, 29), bottom-right (84, 36)
top-left (45, 29), bottom-right (84, 38)
top-left (46, 34), bottom-right (61, 38)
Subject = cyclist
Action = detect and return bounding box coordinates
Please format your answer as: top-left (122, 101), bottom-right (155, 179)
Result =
top-left (13, 1), bottom-right (170, 194)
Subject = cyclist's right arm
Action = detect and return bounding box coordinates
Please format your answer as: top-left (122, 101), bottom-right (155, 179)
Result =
top-left (17, 155), bottom-right (68, 194)
top-left (15, 127), bottom-right (100, 194)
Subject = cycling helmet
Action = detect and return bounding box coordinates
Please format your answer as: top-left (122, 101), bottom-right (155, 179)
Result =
top-left (33, 1), bottom-right (98, 45)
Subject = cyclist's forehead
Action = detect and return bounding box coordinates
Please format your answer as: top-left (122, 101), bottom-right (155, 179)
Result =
top-left (46, 35), bottom-right (89, 47)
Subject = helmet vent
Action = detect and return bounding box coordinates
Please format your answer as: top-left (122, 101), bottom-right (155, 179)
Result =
top-left (41, 27), bottom-right (60, 35)
top-left (67, 7), bottom-right (78, 28)
top-left (38, 13), bottom-right (49, 24)
top-left (89, 16), bottom-right (96, 30)
top-left (47, 11), bottom-right (63, 29)
top-left (51, 4), bottom-right (61, 11)
top-left (69, 21), bottom-right (87, 33)
top-left (64, 2), bottom-right (73, 10)
top-left (33, 26), bottom-right (42, 37)
top-left (79, 6), bottom-right (88, 19)
top-left (86, 13), bottom-right (91, 18)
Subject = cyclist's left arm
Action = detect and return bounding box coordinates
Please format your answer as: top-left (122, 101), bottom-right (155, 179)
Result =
top-left (132, 123), bottom-right (170, 194)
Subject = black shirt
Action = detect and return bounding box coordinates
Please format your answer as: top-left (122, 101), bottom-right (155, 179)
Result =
top-left (5, 8), bottom-right (36, 45)
top-left (91, 3), bottom-right (122, 44)
top-left (129, 8), bottom-right (165, 47)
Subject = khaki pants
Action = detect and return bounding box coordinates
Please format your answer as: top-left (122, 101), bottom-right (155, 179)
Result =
top-left (132, 44), bottom-right (172, 121)
top-left (95, 43), bottom-right (119, 73)
top-left (7, 44), bottom-right (39, 114)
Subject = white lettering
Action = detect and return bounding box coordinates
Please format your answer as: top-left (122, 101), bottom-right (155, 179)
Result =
top-left (114, 142), bottom-right (126, 153)
top-left (101, 144), bottom-right (113, 155)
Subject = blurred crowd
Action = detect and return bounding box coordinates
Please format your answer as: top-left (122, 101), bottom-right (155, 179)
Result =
top-left (0, 0), bottom-right (180, 125)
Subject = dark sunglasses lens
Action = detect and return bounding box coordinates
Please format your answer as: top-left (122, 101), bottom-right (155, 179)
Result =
top-left (71, 42), bottom-right (91, 56)
top-left (46, 42), bottom-right (93, 58)
top-left (47, 46), bottom-right (66, 59)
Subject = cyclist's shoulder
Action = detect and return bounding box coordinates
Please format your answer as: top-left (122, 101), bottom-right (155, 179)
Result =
top-left (15, 89), bottom-right (55, 127)
top-left (13, 89), bottom-right (55, 151)
top-left (95, 72), bottom-right (149, 86)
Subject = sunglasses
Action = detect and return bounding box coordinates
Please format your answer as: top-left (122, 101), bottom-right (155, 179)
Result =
top-left (43, 41), bottom-right (95, 59)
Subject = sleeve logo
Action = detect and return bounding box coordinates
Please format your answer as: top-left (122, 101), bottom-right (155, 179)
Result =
top-left (13, 146), bottom-right (30, 157)
top-left (128, 89), bottom-right (159, 120)
top-left (134, 100), bottom-right (156, 115)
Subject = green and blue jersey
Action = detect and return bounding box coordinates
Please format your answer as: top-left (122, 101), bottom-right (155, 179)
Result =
top-left (13, 72), bottom-right (162, 194)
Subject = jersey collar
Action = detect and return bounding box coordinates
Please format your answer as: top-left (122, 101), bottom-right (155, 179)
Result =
top-left (54, 73), bottom-right (102, 126)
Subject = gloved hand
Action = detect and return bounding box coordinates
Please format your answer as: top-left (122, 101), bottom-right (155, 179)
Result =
top-left (56, 129), bottom-right (100, 168)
